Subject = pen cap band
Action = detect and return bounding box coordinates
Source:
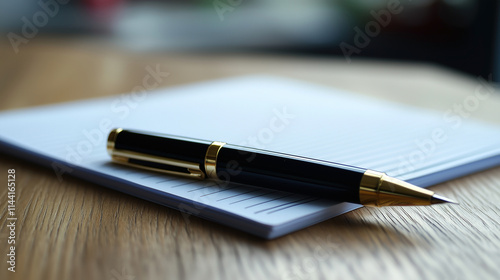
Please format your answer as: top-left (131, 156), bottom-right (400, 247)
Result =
top-left (204, 142), bottom-right (226, 179)
top-left (107, 128), bottom-right (123, 155)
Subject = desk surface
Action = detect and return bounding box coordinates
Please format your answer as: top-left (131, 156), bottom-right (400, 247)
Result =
top-left (1, 38), bottom-right (500, 280)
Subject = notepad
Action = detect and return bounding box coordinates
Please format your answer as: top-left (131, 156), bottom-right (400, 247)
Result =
top-left (1, 76), bottom-right (499, 239)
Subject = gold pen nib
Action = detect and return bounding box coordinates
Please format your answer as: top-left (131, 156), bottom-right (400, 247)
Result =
top-left (430, 194), bottom-right (458, 205)
top-left (359, 170), bottom-right (458, 207)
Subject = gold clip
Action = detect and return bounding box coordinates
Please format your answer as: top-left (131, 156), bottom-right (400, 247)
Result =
top-left (109, 149), bottom-right (205, 179)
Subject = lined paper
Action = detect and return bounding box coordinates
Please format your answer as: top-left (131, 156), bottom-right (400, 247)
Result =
top-left (1, 76), bottom-right (500, 238)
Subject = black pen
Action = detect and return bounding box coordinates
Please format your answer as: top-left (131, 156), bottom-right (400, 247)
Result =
top-left (107, 128), bottom-right (455, 207)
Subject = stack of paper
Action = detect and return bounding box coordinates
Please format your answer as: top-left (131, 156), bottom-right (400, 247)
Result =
top-left (1, 76), bottom-right (499, 238)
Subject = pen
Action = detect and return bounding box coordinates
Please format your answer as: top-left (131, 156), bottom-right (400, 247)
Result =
top-left (107, 128), bottom-right (456, 207)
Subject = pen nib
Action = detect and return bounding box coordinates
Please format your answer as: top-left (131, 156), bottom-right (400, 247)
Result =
top-left (430, 194), bottom-right (458, 205)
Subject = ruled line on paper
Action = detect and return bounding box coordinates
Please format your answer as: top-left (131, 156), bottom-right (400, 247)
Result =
top-left (254, 196), bottom-right (311, 214)
top-left (199, 186), bottom-right (240, 197)
top-left (216, 189), bottom-right (259, 201)
top-left (168, 181), bottom-right (198, 188)
top-left (391, 145), bottom-right (500, 178)
top-left (229, 191), bottom-right (277, 205)
top-left (140, 174), bottom-right (162, 179)
top-left (265, 198), bottom-right (321, 215)
top-left (155, 178), bottom-right (179, 184)
top-left (124, 170), bottom-right (143, 175)
top-left (187, 185), bottom-right (215, 192)
top-left (244, 193), bottom-right (295, 209)
top-left (383, 143), bottom-right (499, 176)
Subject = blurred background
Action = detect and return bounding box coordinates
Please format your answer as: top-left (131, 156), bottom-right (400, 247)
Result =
top-left (0, 0), bottom-right (499, 81)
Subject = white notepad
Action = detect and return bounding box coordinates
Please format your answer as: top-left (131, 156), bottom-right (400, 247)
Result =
top-left (1, 76), bottom-right (499, 239)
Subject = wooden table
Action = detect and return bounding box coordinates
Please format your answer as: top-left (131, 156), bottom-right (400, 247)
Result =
top-left (1, 38), bottom-right (500, 280)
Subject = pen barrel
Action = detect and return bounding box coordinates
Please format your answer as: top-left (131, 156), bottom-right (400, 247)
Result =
top-left (109, 130), bottom-right (441, 207)
top-left (215, 145), bottom-right (366, 204)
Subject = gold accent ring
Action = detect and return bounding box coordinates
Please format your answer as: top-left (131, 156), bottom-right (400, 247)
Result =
top-left (107, 128), bottom-right (123, 155)
top-left (204, 141), bottom-right (226, 180)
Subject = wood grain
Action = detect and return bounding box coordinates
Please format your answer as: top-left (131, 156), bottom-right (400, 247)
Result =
top-left (0, 37), bottom-right (499, 280)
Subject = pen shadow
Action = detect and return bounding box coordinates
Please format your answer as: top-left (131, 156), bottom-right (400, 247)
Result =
top-left (96, 161), bottom-right (415, 247)
top-left (96, 161), bottom-right (419, 250)
top-left (199, 208), bottom-right (420, 253)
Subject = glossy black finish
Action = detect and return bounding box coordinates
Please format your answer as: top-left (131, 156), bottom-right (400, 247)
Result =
top-left (114, 130), bottom-right (211, 172)
top-left (216, 145), bottom-right (366, 203)
top-left (113, 130), bottom-right (367, 203)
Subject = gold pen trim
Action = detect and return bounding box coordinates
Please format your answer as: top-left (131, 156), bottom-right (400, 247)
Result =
top-left (204, 141), bottom-right (226, 180)
top-left (359, 170), bottom-right (435, 207)
top-left (109, 150), bottom-right (205, 179)
top-left (111, 154), bottom-right (205, 179)
top-left (107, 128), bottom-right (123, 155)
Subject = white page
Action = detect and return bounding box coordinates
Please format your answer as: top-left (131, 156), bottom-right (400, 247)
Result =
top-left (1, 76), bottom-right (500, 238)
